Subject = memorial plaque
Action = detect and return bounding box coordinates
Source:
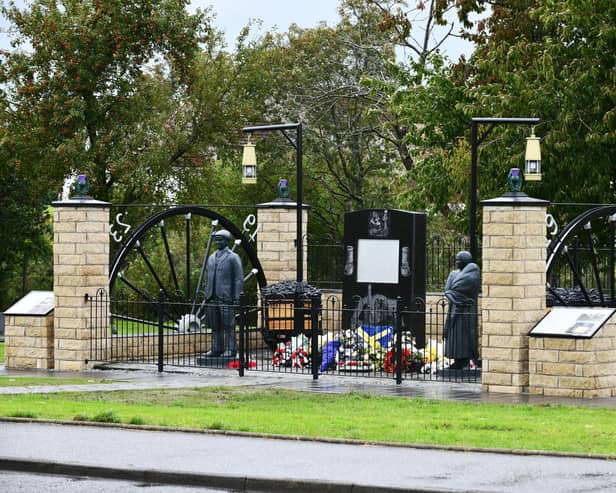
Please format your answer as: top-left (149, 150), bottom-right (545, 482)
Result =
top-left (4, 291), bottom-right (54, 316)
top-left (343, 209), bottom-right (426, 347)
top-left (356, 239), bottom-right (400, 284)
top-left (529, 306), bottom-right (615, 338)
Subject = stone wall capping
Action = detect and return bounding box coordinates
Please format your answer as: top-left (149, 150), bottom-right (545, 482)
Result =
top-left (256, 198), bottom-right (311, 209)
top-left (480, 191), bottom-right (550, 207)
top-left (52, 198), bottom-right (111, 208)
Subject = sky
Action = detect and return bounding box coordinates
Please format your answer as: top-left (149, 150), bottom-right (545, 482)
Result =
top-left (0, 0), bottom-right (475, 60)
top-left (195, 0), bottom-right (475, 61)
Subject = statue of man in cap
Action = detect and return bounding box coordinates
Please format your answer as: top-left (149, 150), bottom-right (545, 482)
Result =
top-left (444, 251), bottom-right (480, 369)
top-left (204, 230), bottom-right (244, 358)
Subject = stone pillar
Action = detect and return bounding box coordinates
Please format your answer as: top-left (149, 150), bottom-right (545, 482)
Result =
top-left (481, 192), bottom-right (549, 393)
top-left (256, 198), bottom-right (309, 284)
top-left (52, 196), bottom-right (110, 371)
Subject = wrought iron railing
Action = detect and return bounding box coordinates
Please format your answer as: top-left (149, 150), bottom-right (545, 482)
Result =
top-left (87, 290), bottom-right (481, 384)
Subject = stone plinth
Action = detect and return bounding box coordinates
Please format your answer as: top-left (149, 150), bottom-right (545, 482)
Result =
top-left (4, 290), bottom-right (55, 369)
top-left (4, 313), bottom-right (54, 369)
top-left (481, 192), bottom-right (549, 393)
top-left (256, 198), bottom-right (309, 284)
top-left (529, 319), bottom-right (616, 398)
top-left (52, 197), bottom-right (110, 371)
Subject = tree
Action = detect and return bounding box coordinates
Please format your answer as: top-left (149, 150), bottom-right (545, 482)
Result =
top-left (0, 164), bottom-right (53, 309)
top-left (0, 0), bottom-right (208, 202)
top-left (463, 0), bottom-right (615, 210)
top-left (232, 3), bottom-right (405, 240)
top-left (355, 0), bottom-right (483, 234)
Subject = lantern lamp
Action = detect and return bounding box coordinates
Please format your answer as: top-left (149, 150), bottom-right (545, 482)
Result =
top-left (241, 136), bottom-right (257, 184)
top-left (524, 128), bottom-right (542, 181)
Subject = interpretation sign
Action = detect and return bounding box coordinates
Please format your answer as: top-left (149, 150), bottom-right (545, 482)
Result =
top-left (4, 291), bottom-right (54, 316)
top-left (529, 306), bottom-right (615, 338)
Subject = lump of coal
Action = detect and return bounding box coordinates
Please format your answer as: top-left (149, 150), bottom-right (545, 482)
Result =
top-left (262, 280), bottom-right (321, 299)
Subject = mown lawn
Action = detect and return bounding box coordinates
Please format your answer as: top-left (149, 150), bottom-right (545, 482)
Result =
top-left (1, 387), bottom-right (615, 455)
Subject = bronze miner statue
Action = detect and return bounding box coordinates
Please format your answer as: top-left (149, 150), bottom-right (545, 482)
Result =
top-left (204, 229), bottom-right (244, 358)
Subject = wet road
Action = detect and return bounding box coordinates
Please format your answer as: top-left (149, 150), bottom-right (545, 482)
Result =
top-left (2, 471), bottom-right (224, 492)
top-left (2, 421), bottom-right (616, 492)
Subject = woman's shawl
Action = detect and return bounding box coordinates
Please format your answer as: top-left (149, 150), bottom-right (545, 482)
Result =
top-left (445, 262), bottom-right (480, 305)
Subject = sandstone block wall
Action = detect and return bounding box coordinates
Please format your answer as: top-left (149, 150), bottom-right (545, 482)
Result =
top-left (529, 319), bottom-right (616, 398)
top-left (257, 202), bottom-right (308, 284)
top-left (4, 313), bottom-right (54, 369)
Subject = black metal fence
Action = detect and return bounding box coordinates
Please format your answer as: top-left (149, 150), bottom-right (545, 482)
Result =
top-left (308, 236), bottom-right (471, 292)
top-left (88, 290), bottom-right (480, 384)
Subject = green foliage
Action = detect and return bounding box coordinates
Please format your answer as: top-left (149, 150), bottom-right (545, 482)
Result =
top-left (0, 0), bottom-right (209, 201)
top-left (9, 410), bottom-right (38, 419)
top-left (0, 171), bottom-right (53, 309)
top-left (129, 415), bottom-right (146, 425)
top-left (73, 409), bottom-right (122, 423)
top-left (465, 0), bottom-right (616, 207)
top-left (235, 3), bottom-right (404, 240)
top-left (367, 54), bottom-right (471, 225)
top-left (91, 409), bottom-right (122, 423)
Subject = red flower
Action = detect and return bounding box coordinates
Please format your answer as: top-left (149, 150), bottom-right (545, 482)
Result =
top-left (383, 349), bottom-right (413, 374)
top-left (227, 360), bottom-right (256, 369)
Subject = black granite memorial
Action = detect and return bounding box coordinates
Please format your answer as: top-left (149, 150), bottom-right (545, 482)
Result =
top-left (342, 209), bottom-right (426, 347)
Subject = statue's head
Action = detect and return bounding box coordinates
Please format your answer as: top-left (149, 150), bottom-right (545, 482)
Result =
top-left (214, 229), bottom-right (232, 250)
top-left (455, 250), bottom-right (472, 269)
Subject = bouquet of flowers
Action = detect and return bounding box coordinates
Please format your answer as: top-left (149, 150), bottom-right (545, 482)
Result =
top-left (383, 348), bottom-right (422, 373)
top-left (272, 335), bottom-right (311, 368)
top-left (272, 342), bottom-right (291, 367)
top-left (291, 347), bottom-right (310, 368)
top-left (335, 329), bottom-right (375, 372)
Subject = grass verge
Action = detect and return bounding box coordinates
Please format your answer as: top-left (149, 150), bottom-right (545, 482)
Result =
top-left (0, 376), bottom-right (112, 387)
top-left (0, 387), bottom-right (614, 455)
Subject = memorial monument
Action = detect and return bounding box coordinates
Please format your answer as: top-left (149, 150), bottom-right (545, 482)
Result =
top-left (203, 229), bottom-right (244, 358)
top-left (444, 250), bottom-right (480, 369)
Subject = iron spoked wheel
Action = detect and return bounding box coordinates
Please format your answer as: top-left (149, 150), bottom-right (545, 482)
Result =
top-left (547, 205), bottom-right (616, 307)
top-left (109, 206), bottom-right (266, 332)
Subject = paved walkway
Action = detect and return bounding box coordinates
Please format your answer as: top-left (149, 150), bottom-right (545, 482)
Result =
top-left (1, 364), bottom-right (616, 492)
top-left (2, 363), bottom-right (616, 408)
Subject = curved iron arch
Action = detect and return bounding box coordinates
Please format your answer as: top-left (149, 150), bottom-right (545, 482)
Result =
top-left (546, 205), bottom-right (616, 306)
top-left (109, 205), bottom-right (267, 297)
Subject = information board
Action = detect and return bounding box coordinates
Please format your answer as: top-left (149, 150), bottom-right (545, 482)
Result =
top-left (4, 291), bottom-right (54, 316)
top-left (529, 306), bottom-right (615, 338)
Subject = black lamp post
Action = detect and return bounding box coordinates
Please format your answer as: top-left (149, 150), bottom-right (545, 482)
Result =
top-left (242, 123), bottom-right (305, 331)
top-left (469, 117), bottom-right (541, 262)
